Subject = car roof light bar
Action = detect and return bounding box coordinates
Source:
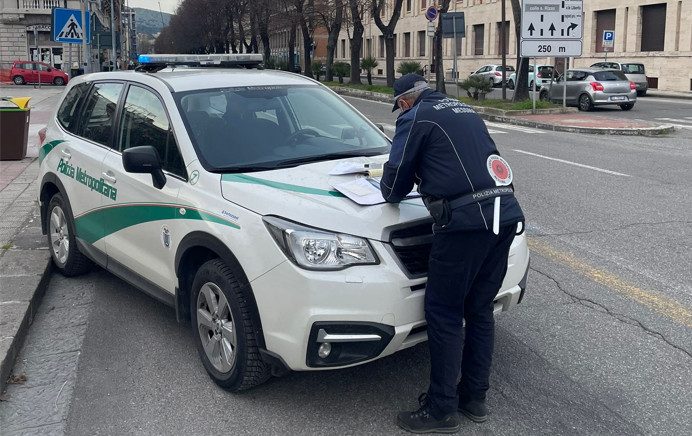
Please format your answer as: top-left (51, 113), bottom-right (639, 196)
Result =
top-left (136, 54), bottom-right (263, 71)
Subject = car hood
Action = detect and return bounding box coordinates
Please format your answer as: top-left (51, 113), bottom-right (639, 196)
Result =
top-left (220, 157), bottom-right (429, 241)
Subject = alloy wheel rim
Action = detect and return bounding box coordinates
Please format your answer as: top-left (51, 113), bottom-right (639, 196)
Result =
top-left (580, 96), bottom-right (590, 110)
top-left (197, 282), bottom-right (237, 373)
top-left (49, 205), bottom-right (69, 265)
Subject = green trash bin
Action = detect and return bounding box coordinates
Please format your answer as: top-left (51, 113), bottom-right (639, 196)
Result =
top-left (0, 98), bottom-right (31, 161)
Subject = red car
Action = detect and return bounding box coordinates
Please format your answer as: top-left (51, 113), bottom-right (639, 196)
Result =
top-left (10, 61), bottom-right (69, 86)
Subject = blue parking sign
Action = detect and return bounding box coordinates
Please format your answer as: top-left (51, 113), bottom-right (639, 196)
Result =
top-left (52, 8), bottom-right (91, 43)
top-left (603, 31), bottom-right (614, 42)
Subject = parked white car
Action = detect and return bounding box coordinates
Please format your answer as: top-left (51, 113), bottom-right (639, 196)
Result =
top-left (38, 54), bottom-right (530, 391)
top-left (470, 64), bottom-right (516, 87)
top-left (507, 64), bottom-right (555, 90)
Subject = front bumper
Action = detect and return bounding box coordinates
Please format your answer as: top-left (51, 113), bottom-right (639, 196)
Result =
top-left (250, 234), bottom-right (530, 371)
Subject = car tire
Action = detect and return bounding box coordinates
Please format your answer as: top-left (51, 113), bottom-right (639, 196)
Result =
top-left (578, 94), bottom-right (594, 111)
top-left (529, 80), bottom-right (535, 89)
top-left (13, 75), bottom-right (25, 85)
top-left (53, 77), bottom-right (65, 86)
top-left (620, 103), bottom-right (635, 111)
top-left (539, 90), bottom-right (549, 101)
top-left (191, 259), bottom-right (271, 391)
top-left (507, 79), bottom-right (515, 90)
top-left (637, 90), bottom-right (646, 97)
top-left (47, 193), bottom-right (92, 276)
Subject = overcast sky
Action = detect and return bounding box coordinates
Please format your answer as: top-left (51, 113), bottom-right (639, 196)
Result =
top-left (126, 0), bottom-right (180, 14)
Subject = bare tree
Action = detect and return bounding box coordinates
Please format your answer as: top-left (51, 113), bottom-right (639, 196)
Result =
top-left (316, 0), bottom-right (344, 82)
top-left (347, 0), bottom-right (366, 84)
top-left (510, 0), bottom-right (530, 101)
top-left (294, 0), bottom-right (315, 77)
top-left (372, 0), bottom-right (404, 87)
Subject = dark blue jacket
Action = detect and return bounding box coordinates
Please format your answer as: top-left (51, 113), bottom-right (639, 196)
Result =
top-left (381, 89), bottom-right (524, 232)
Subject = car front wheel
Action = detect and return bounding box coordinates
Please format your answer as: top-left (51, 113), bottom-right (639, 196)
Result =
top-left (13, 75), bottom-right (25, 85)
top-left (47, 193), bottom-right (92, 276)
top-left (620, 103), bottom-right (635, 111)
top-left (191, 259), bottom-right (271, 391)
top-left (578, 94), bottom-right (594, 111)
top-left (53, 77), bottom-right (65, 86)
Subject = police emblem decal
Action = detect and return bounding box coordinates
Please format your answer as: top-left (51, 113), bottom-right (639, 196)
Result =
top-left (486, 154), bottom-right (513, 186)
top-left (161, 226), bottom-right (171, 248)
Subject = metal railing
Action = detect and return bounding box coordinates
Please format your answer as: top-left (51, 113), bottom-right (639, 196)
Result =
top-left (19, 0), bottom-right (66, 9)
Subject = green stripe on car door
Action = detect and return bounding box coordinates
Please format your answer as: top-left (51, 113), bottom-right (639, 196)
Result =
top-left (38, 139), bottom-right (66, 164)
top-left (74, 204), bottom-right (240, 244)
top-left (222, 173), bottom-right (346, 197)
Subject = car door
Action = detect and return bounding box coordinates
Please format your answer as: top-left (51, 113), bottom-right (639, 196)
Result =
top-left (565, 70), bottom-right (584, 102)
top-left (549, 73), bottom-right (566, 100)
top-left (58, 81), bottom-right (125, 257)
top-left (37, 63), bottom-right (52, 84)
top-left (101, 83), bottom-right (187, 293)
top-left (25, 63), bottom-right (38, 83)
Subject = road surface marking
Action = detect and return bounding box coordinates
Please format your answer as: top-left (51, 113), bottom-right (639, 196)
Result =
top-left (380, 123), bottom-right (396, 132)
top-left (487, 129), bottom-right (508, 134)
top-left (654, 118), bottom-right (692, 129)
top-left (485, 121), bottom-right (545, 134)
top-left (512, 149), bottom-right (631, 177)
top-left (529, 239), bottom-right (692, 328)
top-left (343, 95), bottom-right (392, 106)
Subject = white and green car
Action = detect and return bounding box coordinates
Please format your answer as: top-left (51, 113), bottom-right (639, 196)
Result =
top-left (38, 54), bottom-right (530, 391)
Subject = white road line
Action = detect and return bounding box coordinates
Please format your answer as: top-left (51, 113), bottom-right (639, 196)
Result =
top-left (381, 123), bottom-right (396, 131)
top-left (485, 121), bottom-right (545, 134)
top-left (640, 97), bottom-right (692, 105)
top-left (512, 149), bottom-right (631, 177)
top-left (655, 118), bottom-right (692, 129)
top-left (343, 95), bottom-right (392, 106)
top-left (487, 129), bottom-right (508, 134)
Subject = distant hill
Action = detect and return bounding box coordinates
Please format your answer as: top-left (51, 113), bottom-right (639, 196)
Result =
top-left (134, 7), bottom-right (172, 36)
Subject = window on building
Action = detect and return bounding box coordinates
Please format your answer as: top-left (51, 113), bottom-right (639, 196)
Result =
top-left (640, 3), bottom-right (666, 51)
top-left (341, 39), bottom-right (346, 58)
top-left (406, 0), bottom-right (412, 13)
top-left (595, 9), bottom-right (616, 52)
top-left (379, 35), bottom-right (385, 57)
top-left (418, 31), bottom-right (426, 57)
top-left (366, 38), bottom-right (372, 58)
top-left (473, 24), bottom-right (484, 55)
top-left (404, 32), bottom-right (411, 57)
top-left (421, 0), bottom-right (427, 10)
top-left (496, 21), bottom-right (510, 55)
top-left (455, 36), bottom-right (463, 56)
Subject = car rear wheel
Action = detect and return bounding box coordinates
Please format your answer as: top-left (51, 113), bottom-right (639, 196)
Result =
top-left (529, 80), bottom-right (535, 89)
top-left (191, 259), bottom-right (271, 391)
top-left (53, 77), bottom-right (65, 86)
top-left (507, 79), bottom-right (515, 90)
top-left (578, 94), bottom-right (593, 111)
top-left (47, 193), bottom-right (92, 276)
top-left (539, 90), bottom-right (549, 101)
top-left (620, 103), bottom-right (635, 111)
top-left (13, 75), bottom-right (25, 85)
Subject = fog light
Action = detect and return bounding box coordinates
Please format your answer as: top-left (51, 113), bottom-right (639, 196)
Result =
top-left (318, 342), bottom-right (332, 358)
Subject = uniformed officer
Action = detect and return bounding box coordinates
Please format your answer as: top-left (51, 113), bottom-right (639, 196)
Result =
top-left (381, 74), bottom-right (525, 433)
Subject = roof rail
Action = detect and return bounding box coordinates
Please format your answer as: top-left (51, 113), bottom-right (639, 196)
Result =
top-left (136, 54), bottom-right (263, 72)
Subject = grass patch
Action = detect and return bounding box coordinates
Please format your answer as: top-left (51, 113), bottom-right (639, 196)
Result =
top-left (324, 81), bottom-right (394, 95)
top-left (456, 96), bottom-right (558, 111)
top-left (1, 242), bottom-right (12, 250)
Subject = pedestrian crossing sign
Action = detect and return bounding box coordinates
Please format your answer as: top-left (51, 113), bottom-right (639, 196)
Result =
top-left (52, 8), bottom-right (91, 44)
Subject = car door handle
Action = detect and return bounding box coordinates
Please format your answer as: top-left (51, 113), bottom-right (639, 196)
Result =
top-left (60, 149), bottom-right (71, 160)
top-left (102, 171), bottom-right (117, 184)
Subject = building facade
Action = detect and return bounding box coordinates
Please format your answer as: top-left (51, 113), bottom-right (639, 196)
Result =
top-left (334, 0), bottom-right (692, 92)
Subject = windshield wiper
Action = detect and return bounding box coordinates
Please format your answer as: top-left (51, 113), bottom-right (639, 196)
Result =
top-left (216, 151), bottom-right (385, 173)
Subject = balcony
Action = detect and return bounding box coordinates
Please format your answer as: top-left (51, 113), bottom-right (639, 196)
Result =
top-left (18, 0), bottom-right (67, 10)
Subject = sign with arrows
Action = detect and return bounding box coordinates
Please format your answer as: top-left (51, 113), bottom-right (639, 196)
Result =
top-left (521, 0), bottom-right (583, 57)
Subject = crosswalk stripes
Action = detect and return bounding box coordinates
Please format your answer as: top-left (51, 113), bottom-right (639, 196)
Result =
top-left (655, 117), bottom-right (692, 129)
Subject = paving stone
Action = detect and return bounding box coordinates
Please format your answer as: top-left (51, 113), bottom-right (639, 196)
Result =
top-left (0, 276), bottom-right (43, 302)
top-left (0, 250), bottom-right (49, 277)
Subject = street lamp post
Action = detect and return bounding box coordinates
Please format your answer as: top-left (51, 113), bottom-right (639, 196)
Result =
top-left (110, 0), bottom-right (117, 70)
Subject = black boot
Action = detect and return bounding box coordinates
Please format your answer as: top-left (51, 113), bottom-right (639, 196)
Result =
top-left (397, 393), bottom-right (461, 434)
top-left (458, 397), bottom-right (488, 423)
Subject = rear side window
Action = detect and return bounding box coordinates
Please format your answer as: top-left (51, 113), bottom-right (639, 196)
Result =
top-left (622, 63), bottom-right (645, 74)
top-left (57, 83), bottom-right (90, 133)
top-left (118, 86), bottom-right (186, 178)
top-left (593, 71), bottom-right (628, 81)
top-left (78, 82), bottom-right (123, 147)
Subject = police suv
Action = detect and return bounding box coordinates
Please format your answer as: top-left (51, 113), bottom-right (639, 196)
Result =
top-left (38, 54), bottom-right (530, 390)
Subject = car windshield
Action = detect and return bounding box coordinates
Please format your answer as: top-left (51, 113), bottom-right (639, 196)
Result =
top-left (496, 66), bottom-right (515, 71)
top-left (592, 71), bottom-right (628, 81)
top-left (175, 85), bottom-right (390, 172)
top-left (537, 66), bottom-right (554, 76)
top-left (622, 63), bottom-right (645, 74)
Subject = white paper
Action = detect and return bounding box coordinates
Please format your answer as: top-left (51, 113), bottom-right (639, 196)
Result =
top-left (329, 161), bottom-right (382, 176)
top-left (331, 178), bottom-right (386, 205)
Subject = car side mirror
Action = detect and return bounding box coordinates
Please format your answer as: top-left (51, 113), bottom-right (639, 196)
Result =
top-left (122, 146), bottom-right (166, 189)
top-left (47, 68), bottom-right (52, 72)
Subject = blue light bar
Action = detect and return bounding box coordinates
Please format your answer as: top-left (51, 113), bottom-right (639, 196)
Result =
top-left (138, 54), bottom-right (263, 65)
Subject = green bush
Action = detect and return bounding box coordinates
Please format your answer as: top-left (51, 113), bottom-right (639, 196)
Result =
top-left (459, 75), bottom-right (493, 100)
top-left (361, 57), bottom-right (378, 85)
top-left (275, 59), bottom-right (289, 71)
top-left (264, 58), bottom-right (276, 70)
top-left (397, 61), bottom-right (422, 76)
top-left (332, 61), bottom-right (350, 83)
top-left (312, 60), bottom-right (325, 81)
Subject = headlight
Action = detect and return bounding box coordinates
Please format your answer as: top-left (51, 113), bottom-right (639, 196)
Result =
top-left (263, 216), bottom-right (378, 270)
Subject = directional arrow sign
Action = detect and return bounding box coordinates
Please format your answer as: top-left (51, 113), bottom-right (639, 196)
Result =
top-left (521, 0), bottom-right (583, 57)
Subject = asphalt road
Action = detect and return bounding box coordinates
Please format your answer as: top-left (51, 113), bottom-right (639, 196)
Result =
top-left (1, 94), bottom-right (691, 435)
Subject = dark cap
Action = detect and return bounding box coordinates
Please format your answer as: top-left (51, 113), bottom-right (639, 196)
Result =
top-left (392, 73), bottom-right (429, 112)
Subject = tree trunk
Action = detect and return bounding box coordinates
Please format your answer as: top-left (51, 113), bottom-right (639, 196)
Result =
top-left (288, 23), bottom-right (296, 72)
top-left (348, 0), bottom-right (363, 84)
top-left (324, 0), bottom-right (343, 82)
top-left (300, 20), bottom-right (313, 77)
top-left (367, 71), bottom-right (372, 85)
top-left (250, 12), bottom-right (259, 53)
top-left (511, 0), bottom-right (530, 101)
top-left (258, 11), bottom-right (271, 61)
top-left (384, 35), bottom-right (395, 87)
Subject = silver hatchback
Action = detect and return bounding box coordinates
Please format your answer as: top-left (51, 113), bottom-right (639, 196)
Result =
top-left (539, 68), bottom-right (637, 111)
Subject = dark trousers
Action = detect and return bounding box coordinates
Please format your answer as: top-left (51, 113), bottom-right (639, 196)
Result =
top-left (425, 225), bottom-right (516, 418)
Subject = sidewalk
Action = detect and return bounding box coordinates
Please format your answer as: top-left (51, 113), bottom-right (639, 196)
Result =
top-left (0, 87), bottom-right (62, 394)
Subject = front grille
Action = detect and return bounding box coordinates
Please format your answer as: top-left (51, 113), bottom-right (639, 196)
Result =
top-left (389, 221), bottom-right (433, 277)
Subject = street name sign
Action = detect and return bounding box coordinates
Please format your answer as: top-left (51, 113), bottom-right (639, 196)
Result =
top-left (602, 30), bottom-right (614, 51)
top-left (52, 8), bottom-right (91, 44)
top-left (520, 0), bottom-right (583, 57)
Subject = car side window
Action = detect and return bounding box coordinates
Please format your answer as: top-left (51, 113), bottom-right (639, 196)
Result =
top-left (118, 85), bottom-right (186, 178)
top-left (77, 82), bottom-right (123, 147)
top-left (57, 83), bottom-right (90, 133)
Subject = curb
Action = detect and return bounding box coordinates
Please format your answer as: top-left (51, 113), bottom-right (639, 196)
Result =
top-left (0, 212), bottom-right (52, 394)
top-left (330, 86), bottom-right (675, 136)
top-left (644, 91), bottom-right (692, 101)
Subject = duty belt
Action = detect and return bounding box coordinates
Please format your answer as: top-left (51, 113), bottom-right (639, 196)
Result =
top-left (447, 186), bottom-right (514, 210)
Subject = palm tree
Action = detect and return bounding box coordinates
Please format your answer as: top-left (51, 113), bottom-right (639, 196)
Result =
top-left (361, 57), bottom-right (378, 85)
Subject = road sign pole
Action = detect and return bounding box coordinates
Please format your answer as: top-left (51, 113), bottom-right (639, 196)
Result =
top-left (501, 0), bottom-right (506, 100)
top-left (453, 17), bottom-right (459, 98)
top-left (110, 0), bottom-right (116, 70)
top-left (532, 57), bottom-right (536, 113)
top-left (563, 57), bottom-right (567, 108)
top-left (81, 1), bottom-right (88, 73)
